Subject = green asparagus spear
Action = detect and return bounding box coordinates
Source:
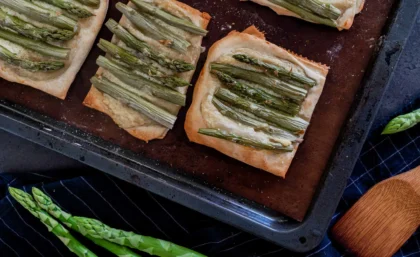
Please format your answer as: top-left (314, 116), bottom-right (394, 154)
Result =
top-left (27, 0), bottom-right (80, 21)
top-left (116, 3), bottom-right (190, 53)
top-left (91, 76), bottom-right (177, 128)
top-left (382, 109), bottom-right (420, 135)
top-left (0, 0), bottom-right (78, 30)
top-left (211, 63), bottom-right (308, 103)
top-left (212, 70), bottom-right (300, 115)
top-left (74, 0), bottom-right (99, 8)
top-left (198, 128), bottom-right (294, 151)
top-left (99, 24), bottom-right (192, 86)
top-left (269, 0), bottom-right (337, 27)
top-left (0, 45), bottom-right (64, 71)
top-left (215, 88), bottom-right (309, 133)
top-left (109, 56), bottom-right (191, 89)
top-left (285, 0), bottom-right (341, 20)
top-left (0, 9), bottom-right (74, 42)
top-left (142, 12), bottom-right (193, 54)
top-left (8, 187), bottom-right (97, 257)
top-left (32, 187), bottom-right (142, 257)
top-left (105, 19), bottom-right (194, 72)
top-left (98, 39), bottom-right (190, 88)
top-left (37, 0), bottom-right (94, 18)
top-left (97, 56), bottom-right (186, 106)
top-left (0, 28), bottom-right (70, 59)
top-left (131, 0), bottom-right (208, 36)
top-left (98, 39), bottom-right (153, 70)
top-left (232, 54), bottom-right (316, 87)
top-left (212, 98), bottom-right (299, 142)
top-left (74, 216), bottom-right (207, 257)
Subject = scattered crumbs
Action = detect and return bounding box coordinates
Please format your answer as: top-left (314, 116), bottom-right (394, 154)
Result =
top-left (326, 44), bottom-right (343, 62)
top-left (220, 23), bottom-right (233, 31)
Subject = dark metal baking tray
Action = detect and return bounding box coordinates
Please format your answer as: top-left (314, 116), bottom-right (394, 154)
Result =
top-left (0, 0), bottom-right (418, 252)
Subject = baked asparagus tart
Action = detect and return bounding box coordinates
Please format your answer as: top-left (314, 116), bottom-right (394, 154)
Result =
top-left (185, 26), bottom-right (329, 177)
top-left (83, 0), bottom-right (210, 142)
top-left (0, 0), bottom-right (108, 99)
top-left (247, 0), bottom-right (365, 30)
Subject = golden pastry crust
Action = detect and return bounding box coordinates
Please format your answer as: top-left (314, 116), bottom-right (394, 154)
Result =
top-left (83, 0), bottom-right (211, 142)
top-left (0, 0), bottom-right (109, 99)
top-left (185, 26), bottom-right (329, 177)
top-left (248, 0), bottom-right (365, 30)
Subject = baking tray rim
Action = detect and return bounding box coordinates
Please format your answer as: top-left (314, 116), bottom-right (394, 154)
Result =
top-left (0, 0), bottom-right (418, 252)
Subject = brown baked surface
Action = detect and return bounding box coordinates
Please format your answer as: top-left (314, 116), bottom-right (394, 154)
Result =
top-left (0, 0), bottom-right (397, 221)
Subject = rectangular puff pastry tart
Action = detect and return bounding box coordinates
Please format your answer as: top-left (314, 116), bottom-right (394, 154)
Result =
top-left (84, 0), bottom-right (211, 142)
top-left (185, 26), bottom-right (329, 178)
top-left (247, 0), bottom-right (365, 30)
top-left (0, 0), bottom-right (109, 99)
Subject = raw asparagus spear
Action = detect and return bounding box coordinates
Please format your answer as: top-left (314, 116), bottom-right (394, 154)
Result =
top-left (37, 0), bottom-right (94, 18)
top-left (131, 0), bottom-right (208, 36)
top-left (215, 88), bottom-right (309, 133)
top-left (0, 9), bottom-right (74, 42)
top-left (212, 70), bottom-right (300, 115)
top-left (269, 0), bottom-right (337, 27)
top-left (75, 0), bottom-right (99, 8)
top-left (212, 98), bottom-right (299, 142)
top-left (382, 109), bottom-right (420, 135)
top-left (32, 187), bottom-right (142, 257)
top-left (105, 19), bottom-right (194, 72)
top-left (211, 63), bottom-right (307, 103)
top-left (286, 0), bottom-right (341, 20)
top-left (0, 0), bottom-right (78, 31)
top-left (74, 216), bottom-right (207, 257)
top-left (0, 28), bottom-right (70, 59)
top-left (0, 45), bottom-right (64, 71)
top-left (198, 128), bottom-right (294, 151)
top-left (8, 187), bottom-right (97, 257)
top-left (232, 54), bottom-right (316, 87)
top-left (91, 76), bottom-right (176, 128)
top-left (97, 56), bottom-right (186, 106)
top-left (116, 3), bottom-right (190, 53)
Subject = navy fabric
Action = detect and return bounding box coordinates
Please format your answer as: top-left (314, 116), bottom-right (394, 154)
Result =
top-left (1, 125), bottom-right (420, 257)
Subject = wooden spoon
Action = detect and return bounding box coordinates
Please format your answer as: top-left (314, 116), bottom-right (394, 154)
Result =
top-left (332, 165), bottom-right (420, 257)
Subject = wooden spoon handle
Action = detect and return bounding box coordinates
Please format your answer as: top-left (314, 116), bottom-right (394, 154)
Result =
top-left (333, 179), bottom-right (420, 257)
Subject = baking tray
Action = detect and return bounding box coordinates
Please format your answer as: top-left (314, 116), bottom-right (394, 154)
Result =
top-left (0, 0), bottom-right (418, 252)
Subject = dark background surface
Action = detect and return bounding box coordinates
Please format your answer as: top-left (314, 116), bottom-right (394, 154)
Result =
top-left (0, 5), bottom-right (419, 257)
top-left (0, 0), bottom-right (399, 221)
top-left (0, 12), bottom-right (419, 257)
top-left (1, 6), bottom-right (419, 193)
top-left (1, 3), bottom-right (419, 191)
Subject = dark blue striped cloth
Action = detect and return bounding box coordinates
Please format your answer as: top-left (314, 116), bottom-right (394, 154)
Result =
top-left (0, 170), bottom-right (284, 257)
top-left (1, 124), bottom-right (420, 257)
